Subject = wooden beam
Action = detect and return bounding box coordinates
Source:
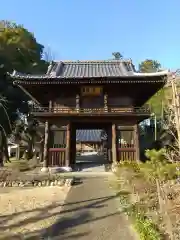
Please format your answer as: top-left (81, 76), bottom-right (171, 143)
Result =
top-left (17, 85), bottom-right (40, 105)
top-left (112, 123), bottom-right (117, 163)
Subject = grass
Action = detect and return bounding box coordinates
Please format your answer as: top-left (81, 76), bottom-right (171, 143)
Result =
top-left (111, 161), bottom-right (180, 240)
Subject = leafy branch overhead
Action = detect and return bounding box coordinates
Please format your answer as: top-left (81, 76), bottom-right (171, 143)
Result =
top-left (139, 59), bottom-right (166, 118)
top-left (0, 20), bottom-right (48, 73)
top-left (139, 59), bottom-right (161, 73)
top-left (0, 20), bottom-right (51, 122)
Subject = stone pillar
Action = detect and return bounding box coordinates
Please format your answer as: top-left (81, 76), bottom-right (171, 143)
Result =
top-left (112, 123), bottom-right (117, 163)
top-left (66, 123), bottom-right (70, 166)
top-left (134, 124), bottom-right (140, 161)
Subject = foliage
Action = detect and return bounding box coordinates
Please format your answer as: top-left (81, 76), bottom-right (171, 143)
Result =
top-left (145, 149), bottom-right (166, 165)
top-left (0, 95), bottom-right (11, 165)
top-left (139, 102), bottom-right (180, 160)
top-left (133, 212), bottom-right (162, 240)
top-left (114, 162), bottom-right (171, 239)
top-left (0, 20), bottom-right (46, 73)
top-left (0, 20), bottom-right (48, 127)
top-left (122, 201), bottom-right (161, 240)
top-left (139, 59), bottom-right (166, 118)
top-left (12, 117), bottom-right (43, 160)
top-left (0, 20), bottom-right (49, 164)
top-left (147, 89), bottom-right (166, 118)
top-left (139, 59), bottom-right (161, 73)
top-left (141, 149), bottom-right (180, 182)
top-left (115, 160), bottom-right (140, 172)
top-left (116, 176), bottom-right (162, 239)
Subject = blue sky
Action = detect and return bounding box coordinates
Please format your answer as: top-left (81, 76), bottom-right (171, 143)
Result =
top-left (1, 0), bottom-right (180, 70)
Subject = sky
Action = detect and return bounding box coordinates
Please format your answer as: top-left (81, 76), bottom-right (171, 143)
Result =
top-left (1, 0), bottom-right (180, 70)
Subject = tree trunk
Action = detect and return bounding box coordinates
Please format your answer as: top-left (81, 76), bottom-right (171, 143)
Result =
top-left (27, 138), bottom-right (34, 160)
top-left (16, 144), bottom-right (20, 160)
top-left (0, 130), bottom-right (3, 166)
top-left (0, 151), bottom-right (3, 167)
top-left (43, 121), bottom-right (49, 168)
top-left (39, 138), bottom-right (44, 162)
top-left (3, 131), bottom-right (10, 162)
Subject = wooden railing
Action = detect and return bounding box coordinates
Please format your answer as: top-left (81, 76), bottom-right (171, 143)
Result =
top-left (117, 144), bottom-right (136, 161)
top-left (31, 106), bottom-right (150, 115)
top-left (48, 148), bottom-right (66, 166)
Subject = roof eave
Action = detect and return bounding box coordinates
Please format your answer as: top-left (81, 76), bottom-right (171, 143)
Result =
top-left (12, 75), bottom-right (168, 86)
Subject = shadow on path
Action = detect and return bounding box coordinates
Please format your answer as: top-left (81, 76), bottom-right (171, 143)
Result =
top-left (0, 177), bottom-right (135, 239)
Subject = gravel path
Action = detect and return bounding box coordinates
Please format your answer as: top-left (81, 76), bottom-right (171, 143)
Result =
top-left (0, 186), bottom-right (70, 239)
top-left (42, 175), bottom-right (137, 240)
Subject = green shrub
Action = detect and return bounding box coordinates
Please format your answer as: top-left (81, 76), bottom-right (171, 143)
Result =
top-left (134, 214), bottom-right (162, 240)
top-left (116, 160), bottom-right (140, 172)
top-left (118, 191), bottom-right (162, 240)
top-left (141, 148), bottom-right (180, 181)
top-left (145, 149), bottom-right (167, 166)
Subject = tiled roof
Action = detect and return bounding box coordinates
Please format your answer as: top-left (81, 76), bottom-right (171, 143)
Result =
top-left (76, 130), bottom-right (102, 142)
top-left (48, 60), bottom-right (135, 78)
top-left (9, 60), bottom-right (169, 82)
top-left (9, 60), bottom-right (135, 79)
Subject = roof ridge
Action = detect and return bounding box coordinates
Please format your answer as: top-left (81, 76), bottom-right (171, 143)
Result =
top-left (54, 59), bottom-right (132, 64)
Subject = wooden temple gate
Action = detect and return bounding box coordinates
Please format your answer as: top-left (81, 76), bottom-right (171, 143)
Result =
top-left (9, 58), bottom-right (168, 168)
top-left (47, 122), bottom-right (139, 167)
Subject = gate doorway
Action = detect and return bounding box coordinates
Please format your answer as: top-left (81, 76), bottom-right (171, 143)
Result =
top-left (70, 122), bottom-right (112, 171)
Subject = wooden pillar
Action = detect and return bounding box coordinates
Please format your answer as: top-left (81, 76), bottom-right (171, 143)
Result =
top-left (107, 126), bottom-right (112, 163)
top-left (66, 123), bottom-right (70, 166)
top-left (42, 100), bottom-right (53, 168)
top-left (104, 93), bottom-right (108, 112)
top-left (112, 123), bottom-right (117, 163)
top-left (43, 120), bottom-right (49, 168)
top-left (49, 100), bottom-right (53, 112)
top-left (76, 94), bottom-right (80, 112)
top-left (134, 124), bottom-right (140, 161)
top-left (70, 124), bottom-right (76, 168)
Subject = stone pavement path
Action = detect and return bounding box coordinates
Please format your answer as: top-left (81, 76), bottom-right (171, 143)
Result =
top-left (42, 175), bottom-right (138, 240)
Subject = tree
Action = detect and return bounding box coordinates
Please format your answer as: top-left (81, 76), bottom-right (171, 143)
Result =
top-left (139, 59), bottom-right (161, 73)
top-left (138, 59), bottom-right (167, 117)
top-left (112, 52), bottom-right (123, 60)
top-left (0, 96), bottom-right (11, 165)
top-left (148, 89), bottom-right (166, 118)
top-left (0, 20), bottom-right (49, 164)
top-left (12, 117), bottom-right (44, 161)
top-left (0, 20), bottom-right (48, 125)
top-left (0, 20), bottom-right (46, 73)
